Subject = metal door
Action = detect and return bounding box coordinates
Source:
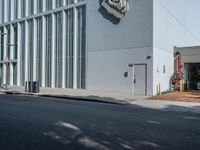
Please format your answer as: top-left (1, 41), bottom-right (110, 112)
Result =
top-left (133, 64), bottom-right (147, 95)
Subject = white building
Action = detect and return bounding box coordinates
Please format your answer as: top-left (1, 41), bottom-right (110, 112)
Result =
top-left (0, 0), bottom-right (200, 96)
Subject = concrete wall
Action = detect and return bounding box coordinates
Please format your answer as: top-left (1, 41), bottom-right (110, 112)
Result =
top-left (153, 0), bottom-right (200, 95)
top-left (86, 0), bottom-right (154, 95)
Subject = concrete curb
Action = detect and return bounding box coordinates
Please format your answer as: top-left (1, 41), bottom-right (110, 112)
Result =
top-left (0, 90), bottom-right (128, 105)
top-left (1, 90), bottom-right (200, 114)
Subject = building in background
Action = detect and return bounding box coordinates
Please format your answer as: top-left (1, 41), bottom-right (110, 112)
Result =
top-left (175, 46), bottom-right (200, 90)
top-left (0, 0), bottom-right (200, 96)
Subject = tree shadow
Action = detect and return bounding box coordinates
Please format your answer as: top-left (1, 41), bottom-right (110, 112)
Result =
top-left (2, 94), bottom-right (200, 149)
top-left (42, 103), bottom-right (200, 150)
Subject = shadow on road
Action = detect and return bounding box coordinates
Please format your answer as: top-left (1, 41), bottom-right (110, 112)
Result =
top-left (0, 95), bottom-right (200, 150)
top-left (40, 102), bottom-right (200, 150)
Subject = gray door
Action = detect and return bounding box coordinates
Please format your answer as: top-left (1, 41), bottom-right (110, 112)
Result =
top-left (133, 64), bottom-right (147, 95)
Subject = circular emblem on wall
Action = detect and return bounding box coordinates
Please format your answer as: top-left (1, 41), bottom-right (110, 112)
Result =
top-left (101, 0), bottom-right (129, 20)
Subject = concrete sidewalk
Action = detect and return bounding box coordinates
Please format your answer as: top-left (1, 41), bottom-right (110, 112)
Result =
top-left (0, 86), bottom-right (141, 104)
top-left (1, 86), bottom-right (200, 113)
top-left (130, 99), bottom-right (200, 113)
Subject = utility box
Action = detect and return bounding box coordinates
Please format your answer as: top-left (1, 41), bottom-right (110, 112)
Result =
top-left (29, 81), bottom-right (33, 92)
top-left (25, 81), bottom-right (37, 92)
top-left (33, 81), bottom-right (40, 93)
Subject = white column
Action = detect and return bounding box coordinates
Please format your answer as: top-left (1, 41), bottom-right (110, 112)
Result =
top-left (42, 0), bottom-right (46, 12)
top-left (17, 0), bottom-right (22, 19)
top-left (3, 26), bottom-right (8, 84)
top-left (33, 18), bottom-right (37, 81)
top-left (73, 6), bottom-right (78, 89)
top-left (10, 25), bottom-right (14, 58)
top-left (9, 24), bottom-right (14, 85)
top-left (52, 0), bottom-right (56, 9)
top-left (10, 0), bottom-right (15, 21)
top-left (17, 23), bottom-right (21, 86)
top-left (62, 10), bottom-right (66, 88)
top-left (41, 16), bottom-right (46, 87)
top-left (4, 0), bottom-right (8, 22)
top-left (51, 13), bottom-right (56, 88)
top-left (25, 0), bottom-right (29, 17)
top-left (33, 0), bottom-right (37, 14)
top-left (24, 21), bottom-right (29, 82)
top-left (63, 0), bottom-right (66, 6)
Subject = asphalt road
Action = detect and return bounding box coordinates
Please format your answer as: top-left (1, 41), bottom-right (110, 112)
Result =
top-left (0, 94), bottom-right (200, 150)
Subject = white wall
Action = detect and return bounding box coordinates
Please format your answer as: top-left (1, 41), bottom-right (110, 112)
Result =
top-left (88, 47), bottom-right (153, 95)
top-left (153, 47), bottom-right (174, 95)
top-left (153, 0), bottom-right (200, 95)
top-left (86, 0), bottom-right (154, 94)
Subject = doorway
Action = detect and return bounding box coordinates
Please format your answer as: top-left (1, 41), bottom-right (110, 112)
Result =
top-left (133, 64), bottom-right (147, 96)
top-left (187, 63), bottom-right (200, 90)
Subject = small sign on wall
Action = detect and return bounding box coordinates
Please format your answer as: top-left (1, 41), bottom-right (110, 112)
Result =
top-left (124, 72), bottom-right (128, 78)
top-left (163, 65), bottom-right (166, 73)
